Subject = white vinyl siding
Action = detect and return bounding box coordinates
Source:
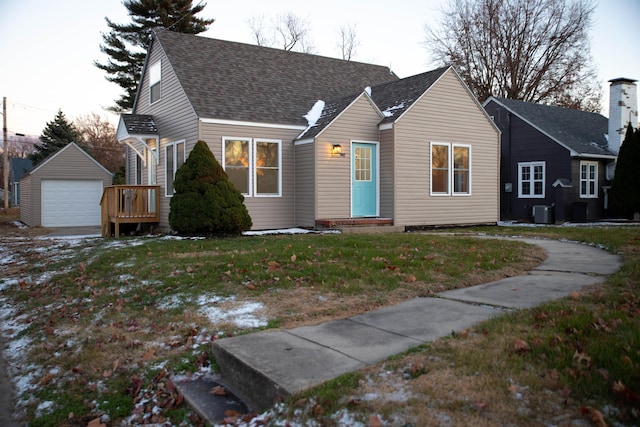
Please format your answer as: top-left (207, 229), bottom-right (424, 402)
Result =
top-left (165, 140), bottom-right (185, 196)
top-left (518, 161), bottom-right (545, 198)
top-left (149, 61), bottom-right (161, 104)
top-left (580, 161), bottom-right (598, 198)
top-left (222, 137), bottom-right (282, 197)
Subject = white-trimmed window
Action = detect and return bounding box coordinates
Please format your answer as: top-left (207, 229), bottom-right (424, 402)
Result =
top-left (518, 161), bottom-right (545, 198)
top-left (430, 142), bottom-right (471, 196)
top-left (165, 140), bottom-right (185, 196)
top-left (223, 137), bottom-right (282, 197)
top-left (149, 61), bottom-right (161, 104)
top-left (580, 161), bottom-right (598, 198)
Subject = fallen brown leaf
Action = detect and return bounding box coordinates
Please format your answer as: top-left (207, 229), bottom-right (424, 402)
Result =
top-left (513, 338), bottom-right (530, 354)
top-left (39, 373), bottom-right (53, 386)
top-left (369, 414), bottom-right (383, 427)
top-left (210, 385), bottom-right (227, 396)
top-left (580, 406), bottom-right (607, 427)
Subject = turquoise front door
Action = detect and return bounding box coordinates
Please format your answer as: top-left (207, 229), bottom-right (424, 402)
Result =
top-left (351, 142), bottom-right (377, 217)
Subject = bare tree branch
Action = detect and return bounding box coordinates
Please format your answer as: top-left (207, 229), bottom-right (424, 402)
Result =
top-left (337, 24), bottom-right (359, 60)
top-left (425, 0), bottom-right (601, 111)
top-left (247, 14), bottom-right (273, 47)
top-left (246, 12), bottom-right (315, 53)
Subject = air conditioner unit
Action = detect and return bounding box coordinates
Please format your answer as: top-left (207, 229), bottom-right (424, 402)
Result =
top-left (533, 205), bottom-right (553, 224)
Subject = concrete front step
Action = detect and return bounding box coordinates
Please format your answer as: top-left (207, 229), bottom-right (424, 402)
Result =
top-left (211, 297), bottom-right (499, 412)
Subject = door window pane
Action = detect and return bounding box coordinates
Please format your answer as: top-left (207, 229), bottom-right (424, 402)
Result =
top-left (354, 147), bottom-right (371, 181)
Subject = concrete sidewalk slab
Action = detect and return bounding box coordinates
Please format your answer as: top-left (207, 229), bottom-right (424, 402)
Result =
top-left (349, 297), bottom-right (498, 342)
top-left (289, 319), bottom-right (423, 364)
top-left (44, 226), bottom-right (102, 238)
top-left (212, 329), bottom-right (366, 411)
top-left (438, 270), bottom-right (604, 309)
top-left (513, 238), bottom-right (621, 275)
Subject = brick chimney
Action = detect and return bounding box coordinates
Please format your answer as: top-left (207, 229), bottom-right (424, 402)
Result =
top-left (608, 77), bottom-right (638, 154)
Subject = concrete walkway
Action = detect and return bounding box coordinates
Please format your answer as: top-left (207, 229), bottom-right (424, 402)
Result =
top-left (199, 237), bottom-right (621, 420)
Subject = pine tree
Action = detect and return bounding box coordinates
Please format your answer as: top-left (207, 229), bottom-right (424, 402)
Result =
top-left (610, 123), bottom-right (640, 218)
top-left (95, 0), bottom-right (214, 112)
top-left (169, 140), bottom-right (252, 236)
top-left (28, 110), bottom-right (81, 166)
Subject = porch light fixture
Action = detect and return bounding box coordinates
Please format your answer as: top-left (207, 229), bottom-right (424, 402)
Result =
top-left (332, 144), bottom-right (345, 157)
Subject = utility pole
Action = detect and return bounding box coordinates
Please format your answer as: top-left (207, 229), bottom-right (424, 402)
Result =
top-left (3, 97), bottom-right (8, 211)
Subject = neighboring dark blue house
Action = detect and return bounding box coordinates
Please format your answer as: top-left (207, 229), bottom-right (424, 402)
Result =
top-left (483, 97), bottom-right (617, 223)
top-left (9, 157), bottom-right (33, 207)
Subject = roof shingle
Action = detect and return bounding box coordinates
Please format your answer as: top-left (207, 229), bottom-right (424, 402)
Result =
top-left (153, 31), bottom-right (398, 126)
top-left (488, 97), bottom-right (613, 157)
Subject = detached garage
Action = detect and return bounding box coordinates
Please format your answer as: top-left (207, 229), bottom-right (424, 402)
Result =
top-left (20, 143), bottom-right (113, 227)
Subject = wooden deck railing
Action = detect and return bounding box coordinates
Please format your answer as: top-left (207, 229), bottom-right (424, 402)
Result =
top-left (100, 185), bottom-right (160, 237)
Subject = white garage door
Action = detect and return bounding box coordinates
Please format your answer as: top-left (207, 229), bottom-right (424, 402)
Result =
top-left (41, 180), bottom-right (103, 227)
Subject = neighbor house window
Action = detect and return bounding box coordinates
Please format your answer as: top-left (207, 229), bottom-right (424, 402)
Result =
top-left (223, 137), bottom-right (282, 197)
top-left (580, 161), bottom-right (598, 198)
top-left (430, 142), bottom-right (471, 196)
top-left (165, 140), bottom-right (185, 196)
top-left (149, 61), bottom-right (161, 104)
top-left (518, 161), bottom-right (545, 198)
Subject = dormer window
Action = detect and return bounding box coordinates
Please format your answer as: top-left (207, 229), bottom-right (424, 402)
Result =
top-left (149, 61), bottom-right (161, 104)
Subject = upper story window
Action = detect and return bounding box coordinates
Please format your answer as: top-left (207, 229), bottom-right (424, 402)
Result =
top-left (223, 137), bottom-right (282, 197)
top-left (430, 142), bottom-right (471, 196)
top-left (580, 161), bottom-right (598, 198)
top-left (518, 161), bottom-right (545, 198)
top-left (149, 61), bottom-right (161, 104)
top-left (165, 140), bottom-right (185, 196)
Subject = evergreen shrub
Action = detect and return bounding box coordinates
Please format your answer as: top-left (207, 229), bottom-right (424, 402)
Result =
top-left (169, 140), bottom-right (252, 235)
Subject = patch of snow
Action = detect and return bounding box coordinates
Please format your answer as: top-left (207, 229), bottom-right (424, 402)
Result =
top-left (10, 221), bottom-right (27, 229)
top-left (298, 100), bottom-right (326, 139)
top-left (199, 300), bottom-right (267, 329)
top-left (382, 101), bottom-right (407, 117)
top-left (303, 100), bottom-right (325, 127)
top-left (332, 409), bottom-right (367, 426)
top-left (498, 220), bottom-right (640, 228)
top-left (243, 228), bottom-right (340, 236)
top-left (35, 400), bottom-right (54, 417)
top-left (0, 278), bottom-right (19, 292)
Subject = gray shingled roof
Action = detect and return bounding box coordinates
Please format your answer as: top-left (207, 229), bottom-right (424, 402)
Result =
top-left (120, 114), bottom-right (158, 135)
top-left (154, 30), bottom-right (398, 126)
top-left (297, 93), bottom-right (363, 140)
top-left (296, 66), bottom-right (451, 140)
top-left (488, 97), bottom-right (613, 157)
top-left (371, 66), bottom-right (450, 124)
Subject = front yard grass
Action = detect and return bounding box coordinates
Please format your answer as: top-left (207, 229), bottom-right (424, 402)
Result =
top-left (2, 229), bottom-right (543, 426)
top-left (284, 226), bottom-right (640, 426)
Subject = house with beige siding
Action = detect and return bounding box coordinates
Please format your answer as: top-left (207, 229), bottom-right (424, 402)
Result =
top-left (116, 30), bottom-right (499, 232)
top-left (20, 142), bottom-right (113, 227)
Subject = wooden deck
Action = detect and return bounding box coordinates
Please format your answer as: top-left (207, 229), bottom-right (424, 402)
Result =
top-left (100, 185), bottom-right (160, 237)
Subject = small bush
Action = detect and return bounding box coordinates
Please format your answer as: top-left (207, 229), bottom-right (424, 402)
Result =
top-left (169, 140), bottom-right (252, 236)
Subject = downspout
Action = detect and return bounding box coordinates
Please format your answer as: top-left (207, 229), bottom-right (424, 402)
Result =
top-left (507, 111), bottom-right (512, 218)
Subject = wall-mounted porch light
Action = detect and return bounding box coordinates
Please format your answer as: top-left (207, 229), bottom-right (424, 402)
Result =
top-left (332, 144), bottom-right (345, 157)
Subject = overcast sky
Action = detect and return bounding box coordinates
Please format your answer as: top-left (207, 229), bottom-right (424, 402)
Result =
top-left (0, 0), bottom-right (638, 137)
